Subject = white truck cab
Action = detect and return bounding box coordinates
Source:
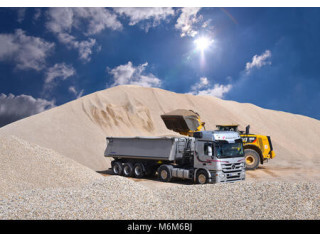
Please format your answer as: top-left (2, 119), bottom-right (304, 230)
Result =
top-left (193, 131), bottom-right (245, 183)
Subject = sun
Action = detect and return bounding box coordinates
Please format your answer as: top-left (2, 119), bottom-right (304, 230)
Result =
top-left (194, 37), bottom-right (213, 51)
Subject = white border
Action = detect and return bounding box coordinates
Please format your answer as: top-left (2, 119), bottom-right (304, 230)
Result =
top-left (1, 0), bottom-right (320, 7)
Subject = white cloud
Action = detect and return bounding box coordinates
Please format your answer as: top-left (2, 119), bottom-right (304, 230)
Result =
top-left (46, 8), bottom-right (74, 34)
top-left (73, 8), bottom-right (123, 35)
top-left (56, 32), bottom-right (96, 62)
top-left (46, 8), bottom-right (122, 62)
top-left (175, 7), bottom-right (202, 37)
top-left (44, 63), bottom-right (75, 90)
top-left (188, 77), bottom-right (232, 98)
top-left (0, 29), bottom-right (54, 71)
top-left (197, 84), bottom-right (232, 98)
top-left (191, 77), bottom-right (209, 91)
top-left (202, 19), bottom-right (211, 28)
top-left (246, 50), bottom-right (272, 73)
top-left (114, 7), bottom-right (174, 31)
top-left (68, 86), bottom-right (84, 99)
top-left (58, 34), bottom-right (96, 62)
top-left (75, 38), bottom-right (96, 62)
top-left (108, 61), bottom-right (161, 88)
top-left (0, 93), bottom-right (55, 127)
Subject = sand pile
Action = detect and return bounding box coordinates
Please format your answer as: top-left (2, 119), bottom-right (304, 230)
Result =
top-left (0, 135), bottom-right (102, 195)
top-left (0, 85), bottom-right (320, 220)
top-left (1, 85), bottom-right (320, 173)
top-left (0, 176), bottom-right (319, 220)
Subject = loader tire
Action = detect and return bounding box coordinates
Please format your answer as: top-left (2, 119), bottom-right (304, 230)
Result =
top-left (158, 165), bottom-right (172, 182)
top-left (244, 149), bottom-right (260, 170)
top-left (123, 162), bottom-right (134, 177)
top-left (112, 161), bottom-right (123, 175)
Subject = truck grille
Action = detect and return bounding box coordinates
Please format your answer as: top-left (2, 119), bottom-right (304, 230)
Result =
top-left (221, 163), bottom-right (243, 182)
top-left (222, 163), bottom-right (242, 172)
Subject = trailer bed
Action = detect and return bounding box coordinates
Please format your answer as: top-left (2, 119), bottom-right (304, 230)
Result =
top-left (104, 136), bottom-right (184, 161)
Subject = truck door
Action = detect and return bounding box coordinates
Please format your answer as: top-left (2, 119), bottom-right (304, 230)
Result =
top-left (194, 141), bottom-right (213, 167)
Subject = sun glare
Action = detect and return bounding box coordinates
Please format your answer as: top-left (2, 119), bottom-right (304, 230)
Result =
top-left (194, 37), bottom-right (213, 51)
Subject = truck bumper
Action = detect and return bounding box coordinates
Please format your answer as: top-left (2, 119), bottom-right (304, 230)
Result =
top-left (210, 170), bottom-right (246, 183)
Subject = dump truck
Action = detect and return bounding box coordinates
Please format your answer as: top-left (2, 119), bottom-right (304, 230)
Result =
top-left (104, 130), bottom-right (246, 184)
top-left (160, 109), bottom-right (275, 170)
top-left (216, 125), bottom-right (275, 170)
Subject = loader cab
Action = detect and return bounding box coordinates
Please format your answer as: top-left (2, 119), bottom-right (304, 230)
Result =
top-left (216, 124), bottom-right (251, 135)
top-left (216, 125), bottom-right (239, 132)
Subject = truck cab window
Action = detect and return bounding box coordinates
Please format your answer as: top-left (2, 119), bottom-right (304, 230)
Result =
top-left (215, 140), bottom-right (244, 158)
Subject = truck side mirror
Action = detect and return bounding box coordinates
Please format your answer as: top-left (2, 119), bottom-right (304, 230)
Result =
top-left (207, 145), bottom-right (213, 156)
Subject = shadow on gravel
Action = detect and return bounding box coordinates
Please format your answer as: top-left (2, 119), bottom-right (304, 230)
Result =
top-left (96, 169), bottom-right (195, 185)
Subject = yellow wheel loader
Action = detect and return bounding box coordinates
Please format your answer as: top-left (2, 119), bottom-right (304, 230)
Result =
top-left (215, 125), bottom-right (275, 170)
top-left (161, 109), bottom-right (275, 170)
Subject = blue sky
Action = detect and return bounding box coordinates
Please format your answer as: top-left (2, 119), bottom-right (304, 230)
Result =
top-left (0, 7), bottom-right (320, 127)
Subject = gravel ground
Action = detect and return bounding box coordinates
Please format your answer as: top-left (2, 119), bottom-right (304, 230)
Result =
top-left (0, 134), bottom-right (319, 220)
top-left (0, 177), bottom-right (162, 219)
top-left (0, 135), bottom-right (102, 195)
top-left (0, 176), bottom-right (319, 220)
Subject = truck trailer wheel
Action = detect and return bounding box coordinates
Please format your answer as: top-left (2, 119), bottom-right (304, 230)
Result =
top-left (244, 149), bottom-right (260, 170)
top-left (196, 170), bottom-right (209, 184)
top-left (158, 165), bottom-right (172, 182)
top-left (133, 163), bottom-right (145, 178)
top-left (112, 161), bottom-right (123, 175)
top-left (123, 162), bottom-right (134, 177)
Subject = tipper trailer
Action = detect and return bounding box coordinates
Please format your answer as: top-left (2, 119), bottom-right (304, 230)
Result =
top-left (104, 130), bottom-right (246, 184)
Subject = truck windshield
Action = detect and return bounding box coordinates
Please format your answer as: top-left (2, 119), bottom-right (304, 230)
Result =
top-left (215, 140), bottom-right (244, 158)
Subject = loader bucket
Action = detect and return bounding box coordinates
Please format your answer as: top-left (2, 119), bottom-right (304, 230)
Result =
top-left (161, 109), bottom-right (202, 133)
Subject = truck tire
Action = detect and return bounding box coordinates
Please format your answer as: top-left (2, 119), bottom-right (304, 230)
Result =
top-left (196, 170), bottom-right (209, 184)
top-left (158, 165), bottom-right (172, 182)
top-left (244, 149), bottom-right (260, 170)
top-left (123, 162), bottom-right (134, 177)
top-left (112, 161), bottom-right (123, 175)
top-left (133, 163), bottom-right (145, 178)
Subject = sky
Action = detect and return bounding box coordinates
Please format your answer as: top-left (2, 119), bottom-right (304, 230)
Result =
top-left (0, 7), bottom-right (320, 127)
